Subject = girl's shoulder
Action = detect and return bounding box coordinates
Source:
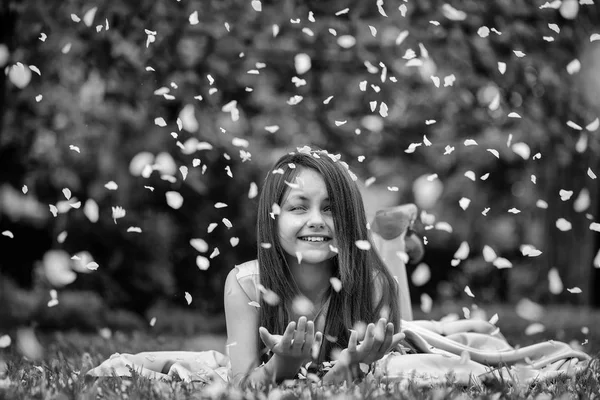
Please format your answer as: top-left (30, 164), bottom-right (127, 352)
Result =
top-left (234, 259), bottom-right (259, 278)
top-left (228, 259), bottom-right (260, 303)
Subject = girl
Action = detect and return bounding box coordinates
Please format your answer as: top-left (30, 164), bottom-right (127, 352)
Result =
top-left (224, 146), bottom-right (405, 387)
top-left (87, 146), bottom-right (589, 388)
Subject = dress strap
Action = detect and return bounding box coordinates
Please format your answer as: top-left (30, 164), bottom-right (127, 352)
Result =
top-left (235, 259), bottom-right (260, 303)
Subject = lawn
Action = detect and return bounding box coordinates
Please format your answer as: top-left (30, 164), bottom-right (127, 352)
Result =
top-left (1, 304), bottom-right (599, 399)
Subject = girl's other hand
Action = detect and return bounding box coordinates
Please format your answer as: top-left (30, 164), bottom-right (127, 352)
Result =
top-left (339, 318), bottom-right (405, 366)
top-left (259, 316), bottom-right (323, 363)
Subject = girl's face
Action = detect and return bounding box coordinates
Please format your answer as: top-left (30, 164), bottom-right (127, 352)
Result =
top-left (277, 167), bottom-right (337, 266)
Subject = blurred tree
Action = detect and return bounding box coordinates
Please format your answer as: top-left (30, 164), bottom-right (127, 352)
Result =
top-left (1, 0), bottom-right (599, 332)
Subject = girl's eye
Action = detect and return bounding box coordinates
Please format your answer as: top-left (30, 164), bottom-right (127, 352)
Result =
top-left (290, 206), bottom-right (306, 211)
top-left (323, 206), bottom-right (331, 212)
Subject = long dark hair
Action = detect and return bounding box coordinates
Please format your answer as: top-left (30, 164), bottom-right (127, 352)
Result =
top-left (256, 146), bottom-right (401, 363)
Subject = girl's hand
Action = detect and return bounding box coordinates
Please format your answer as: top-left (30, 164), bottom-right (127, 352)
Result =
top-left (339, 318), bottom-right (405, 366)
top-left (259, 316), bottom-right (323, 363)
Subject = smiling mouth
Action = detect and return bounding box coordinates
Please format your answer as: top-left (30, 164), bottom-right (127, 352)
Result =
top-left (298, 236), bottom-right (332, 242)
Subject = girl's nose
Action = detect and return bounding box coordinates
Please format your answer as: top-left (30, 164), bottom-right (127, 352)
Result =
top-left (307, 209), bottom-right (326, 229)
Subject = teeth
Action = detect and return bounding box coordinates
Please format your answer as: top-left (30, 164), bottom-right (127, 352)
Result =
top-left (301, 237), bottom-right (326, 242)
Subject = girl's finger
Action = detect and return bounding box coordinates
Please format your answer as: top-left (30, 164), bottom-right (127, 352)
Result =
top-left (280, 321), bottom-right (296, 348)
top-left (303, 320), bottom-right (315, 351)
top-left (360, 323), bottom-right (376, 352)
top-left (374, 318), bottom-right (387, 343)
top-left (292, 317), bottom-right (307, 349)
top-left (348, 329), bottom-right (358, 352)
top-left (377, 323), bottom-right (394, 353)
top-left (311, 331), bottom-right (323, 360)
top-left (306, 319), bottom-right (315, 339)
top-left (388, 331), bottom-right (406, 351)
top-left (259, 327), bottom-right (277, 351)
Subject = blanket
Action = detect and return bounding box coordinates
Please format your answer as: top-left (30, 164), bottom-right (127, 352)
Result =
top-left (86, 318), bottom-right (591, 387)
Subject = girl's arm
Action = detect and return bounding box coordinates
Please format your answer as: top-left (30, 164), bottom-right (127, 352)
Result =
top-left (224, 269), bottom-right (308, 387)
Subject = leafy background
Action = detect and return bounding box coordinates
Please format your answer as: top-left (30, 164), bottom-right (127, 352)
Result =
top-left (0, 0), bottom-right (599, 340)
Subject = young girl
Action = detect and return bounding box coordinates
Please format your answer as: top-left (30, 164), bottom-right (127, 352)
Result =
top-left (86, 145), bottom-right (409, 386)
top-left (225, 145), bottom-right (405, 387)
top-left (86, 146), bottom-right (590, 388)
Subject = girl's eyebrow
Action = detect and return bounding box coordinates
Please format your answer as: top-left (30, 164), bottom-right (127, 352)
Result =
top-left (287, 194), bottom-right (330, 201)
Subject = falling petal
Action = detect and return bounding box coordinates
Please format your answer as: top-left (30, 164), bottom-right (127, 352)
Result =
top-left (196, 256), bottom-right (210, 270)
top-left (516, 298), bottom-right (544, 321)
top-left (566, 59), bottom-right (581, 75)
top-left (525, 323), bottom-right (546, 336)
top-left (83, 199), bottom-right (99, 223)
top-left (104, 181), bottom-right (118, 190)
top-left (464, 286), bottom-right (475, 298)
top-left (83, 7), bottom-right (97, 27)
top-left (43, 250), bottom-right (76, 287)
top-left (355, 240), bottom-right (371, 250)
top-left (454, 241), bottom-right (470, 260)
top-left (190, 239), bottom-right (209, 252)
top-left (482, 245), bottom-right (497, 262)
top-left (556, 218), bottom-right (572, 231)
top-left (0, 335), bottom-right (11, 348)
top-left (559, 0), bottom-right (579, 19)
top-left (586, 118), bottom-right (599, 131)
top-left (493, 257), bottom-right (512, 269)
top-left (189, 11), bottom-right (199, 25)
top-left (574, 188), bottom-right (590, 212)
top-left (548, 268), bottom-right (563, 294)
top-left (559, 189), bottom-right (573, 201)
top-left (294, 53), bottom-right (311, 75)
top-left (16, 328), bottom-right (43, 360)
top-left (489, 313), bottom-right (499, 325)
top-left (411, 263), bottom-right (431, 286)
top-left (420, 293), bottom-right (432, 313)
top-left (459, 197), bottom-right (471, 210)
top-left (86, 262), bottom-right (99, 271)
top-left (251, 0), bottom-right (262, 11)
top-left (498, 62), bottom-right (507, 74)
top-left (487, 149), bottom-right (500, 158)
top-left (512, 143), bottom-right (530, 159)
top-left (330, 277), bottom-right (342, 292)
top-left (166, 191), bottom-right (184, 209)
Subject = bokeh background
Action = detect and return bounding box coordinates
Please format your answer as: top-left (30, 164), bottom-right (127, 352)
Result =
top-left (1, 0), bottom-right (599, 348)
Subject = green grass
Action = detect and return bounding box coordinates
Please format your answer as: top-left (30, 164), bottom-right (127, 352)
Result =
top-left (1, 304), bottom-right (599, 399)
